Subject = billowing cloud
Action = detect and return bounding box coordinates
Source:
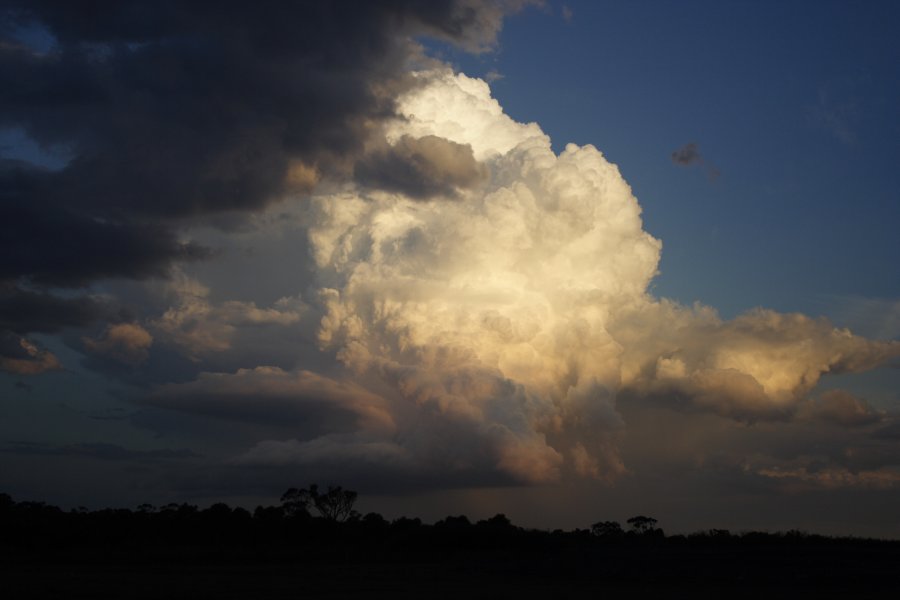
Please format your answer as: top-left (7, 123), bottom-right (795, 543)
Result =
top-left (613, 302), bottom-right (899, 421)
top-left (256, 70), bottom-right (896, 485)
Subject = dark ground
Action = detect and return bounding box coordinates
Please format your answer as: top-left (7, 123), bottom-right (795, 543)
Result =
top-left (3, 494), bottom-right (897, 599)
top-left (5, 542), bottom-right (897, 599)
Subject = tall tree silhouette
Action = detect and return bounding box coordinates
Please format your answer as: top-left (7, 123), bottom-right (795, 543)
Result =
top-left (281, 484), bottom-right (358, 522)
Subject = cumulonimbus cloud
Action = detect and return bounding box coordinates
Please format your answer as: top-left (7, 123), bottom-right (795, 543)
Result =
top-left (271, 69), bottom-right (897, 484)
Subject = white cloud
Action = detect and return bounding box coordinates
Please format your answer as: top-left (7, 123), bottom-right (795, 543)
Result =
top-left (614, 302), bottom-right (899, 420)
top-left (296, 70), bottom-right (899, 483)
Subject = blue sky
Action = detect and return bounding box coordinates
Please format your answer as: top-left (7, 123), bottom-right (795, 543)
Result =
top-left (439, 0), bottom-right (899, 321)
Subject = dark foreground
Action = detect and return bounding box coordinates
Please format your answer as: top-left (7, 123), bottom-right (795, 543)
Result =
top-left (6, 545), bottom-right (898, 600)
top-left (3, 494), bottom-right (897, 599)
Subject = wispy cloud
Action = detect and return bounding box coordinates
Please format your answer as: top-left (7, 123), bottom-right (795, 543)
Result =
top-left (671, 142), bottom-right (720, 181)
top-left (809, 89), bottom-right (859, 146)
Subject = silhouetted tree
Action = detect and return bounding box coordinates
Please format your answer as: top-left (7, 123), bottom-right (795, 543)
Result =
top-left (280, 487), bottom-right (312, 518)
top-left (362, 512), bottom-right (389, 527)
top-left (392, 516), bottom-right (422, 531)
top-left (436, 515), bottom-right (471, 529)
top-left (254, 504), bottom-right (285, 521)
top-left (479, 513), bottom-right (512, 529)
top-left (626, 515), bottom-right (658, 534)
top-left (281, 484), bottom-right (358, 522)
top-left (591, 520), bottom-right (624, 538)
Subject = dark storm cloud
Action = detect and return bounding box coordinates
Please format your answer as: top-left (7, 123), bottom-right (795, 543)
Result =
top-left (0, 284), bottom-right (112, 334)
top-left (0, 161), bottom-right (210, 288)
top-left (0, 283), bottom-right (114, 374)
top-left (143, 367), bottom-right (377, 431)
top-left (355, 135), bottom-right (486, 199)
top-left (0, 0), bottom-right (517, 220)
top-left (0, 0), bottom-right (524, 337)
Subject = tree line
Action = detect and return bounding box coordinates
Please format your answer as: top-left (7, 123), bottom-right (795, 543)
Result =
top-left (3, 486), bottom-right (893, 556)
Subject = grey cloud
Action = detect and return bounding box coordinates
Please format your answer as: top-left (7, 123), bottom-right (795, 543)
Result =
top-left (756, 466), bottom-right (900, 490)
top-left (671, 141), bottom-right (719, 180)
top-left (143, 363), bottom-right (560, 488)
top-left (0, 441), bottom-right (199, 461)
top-left (355, 135), bottom-right (486, 199)
top-left (617, 396), bottom-right (900, 497)
top-left (143, 367), bottom-right (390, 433)
top-left (798, 390), bottom-right (885, 427)
top-left (82, 322), bottom-right (153, 366)
top-left (225, 435), bottom-right (522, 495)
top-left (671, 142), bottom-right (702, 166)
top-left (0, 283), bottom-right (116, 374)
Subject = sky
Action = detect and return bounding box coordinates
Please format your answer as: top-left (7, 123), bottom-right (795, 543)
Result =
top-left (1, 0), bottom-right (899, 537)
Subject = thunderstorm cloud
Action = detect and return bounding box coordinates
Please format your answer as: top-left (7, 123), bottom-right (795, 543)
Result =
top-left (208, 70), bottom-right (896, 485)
